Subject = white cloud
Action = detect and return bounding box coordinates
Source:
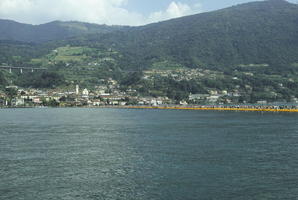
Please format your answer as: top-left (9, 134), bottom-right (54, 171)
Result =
top-left (0, 0), bottom-right (202, 26)
top-left (147, 2), bottom-right (201, 24)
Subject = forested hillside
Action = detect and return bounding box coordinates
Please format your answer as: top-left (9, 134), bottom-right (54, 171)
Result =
top-left (1, 0), bottom-right (298, 68)
top-left (78, 0), bottom-right (298, 69)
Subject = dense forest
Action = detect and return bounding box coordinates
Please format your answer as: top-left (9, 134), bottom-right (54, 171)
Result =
top-left (1, 0), bottom-right (297, 69)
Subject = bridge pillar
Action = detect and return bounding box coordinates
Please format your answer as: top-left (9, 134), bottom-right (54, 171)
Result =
top-left (20, 68), bottom-right (23, 74)
top-left (9, 68), bottom-right (12, 73)
top-left (31, 68), bottom-right (34, 73)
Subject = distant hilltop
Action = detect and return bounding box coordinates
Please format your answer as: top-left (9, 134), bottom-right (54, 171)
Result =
top-left (0, 20), bottom-right (128, 43)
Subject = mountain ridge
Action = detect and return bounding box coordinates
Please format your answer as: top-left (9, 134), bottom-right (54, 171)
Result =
top-left (0, 19), bottom-right (129, 43)
top-left (0, 0), bottom-right (297, 68)
top-left (82, 0), bottom-right (298, 68)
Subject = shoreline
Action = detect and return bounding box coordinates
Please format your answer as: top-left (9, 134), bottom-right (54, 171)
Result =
top-left (1, 105), bottom-right (298, 113)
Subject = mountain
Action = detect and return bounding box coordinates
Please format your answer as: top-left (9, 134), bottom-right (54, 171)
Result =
top-left (0, 0), bottom-right (298, 68)
top-left (0, 20), bottom-right (128, 43)
top-left (77, 0), bottom-right (298, 69)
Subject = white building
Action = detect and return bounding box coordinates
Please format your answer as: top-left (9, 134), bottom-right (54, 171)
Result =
top-left (12, 98), bottom-right (25, 106)
top-left (76, 85), bottom-right (79, 95)
top-left (82, 88), bottom-right (89, 98)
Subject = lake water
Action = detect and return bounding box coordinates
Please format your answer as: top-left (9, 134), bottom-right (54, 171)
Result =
top-left (1, 108), bottom-right (298, 200)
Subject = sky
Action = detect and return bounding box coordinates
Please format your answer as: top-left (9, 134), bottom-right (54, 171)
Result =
top-left (0, 0), bottom-right (296, 26)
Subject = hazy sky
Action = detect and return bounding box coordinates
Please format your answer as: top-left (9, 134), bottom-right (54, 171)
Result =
top-left (0, 0), bottom-right (296, 25)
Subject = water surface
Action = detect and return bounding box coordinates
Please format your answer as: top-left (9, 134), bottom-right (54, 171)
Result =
top-left (0, 108), bottom-right (298, 200)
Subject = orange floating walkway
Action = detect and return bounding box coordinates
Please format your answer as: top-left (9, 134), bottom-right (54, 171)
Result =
top-left (125, 106), bottom-right (298, 113)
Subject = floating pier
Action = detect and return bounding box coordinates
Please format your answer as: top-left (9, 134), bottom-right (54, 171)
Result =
top-left (124, 106), bottom-right (298, 113)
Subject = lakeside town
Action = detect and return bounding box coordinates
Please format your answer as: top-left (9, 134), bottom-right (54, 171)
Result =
top-left (0, 84), bottom-right (178, 108)
top-left (1, 75), bottom-right (298, 111)
top-left (1, 61), bottom-right (298, 109)
top-left (1, 46), bottom-right (298, 109)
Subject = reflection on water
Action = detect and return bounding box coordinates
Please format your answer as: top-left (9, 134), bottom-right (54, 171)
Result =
top-left (1, 108), bottom-right (298, 200)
